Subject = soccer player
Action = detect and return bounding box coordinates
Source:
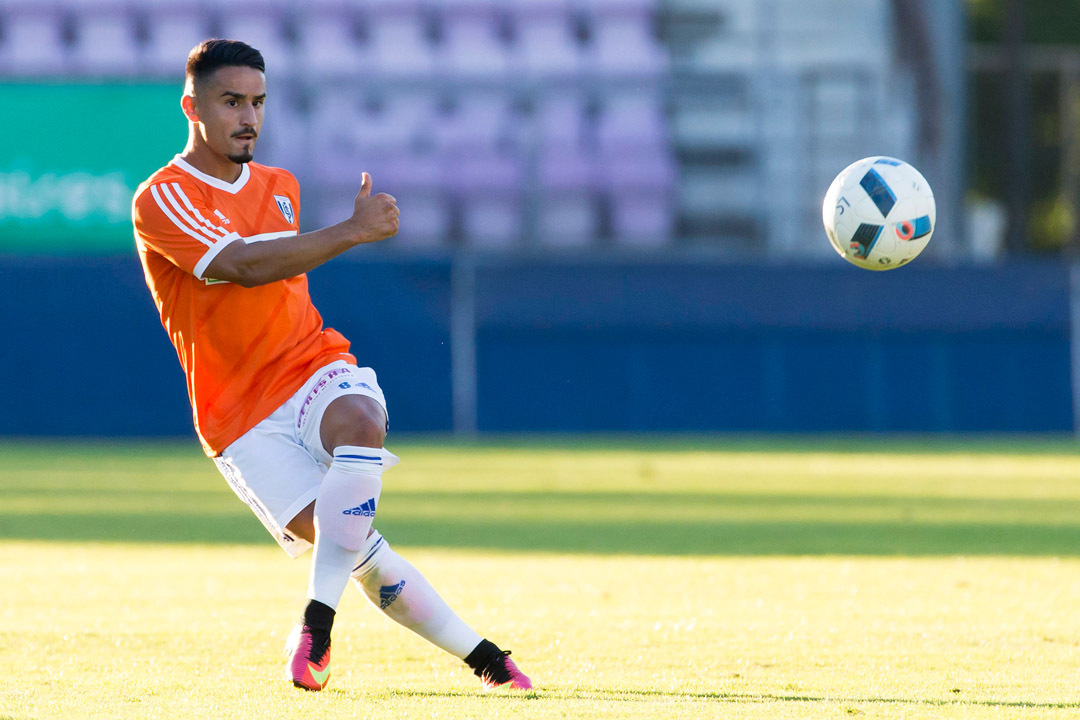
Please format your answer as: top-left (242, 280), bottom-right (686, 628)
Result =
top-left (131, 39), bottom-right (531, 693)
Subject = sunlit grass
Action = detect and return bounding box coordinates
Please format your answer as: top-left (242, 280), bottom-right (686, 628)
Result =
top-left (2, 438), bottom-right (1080, 718)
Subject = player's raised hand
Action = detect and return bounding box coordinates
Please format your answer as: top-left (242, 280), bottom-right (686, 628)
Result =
top-left (350, 172), bottom-right (399, 244)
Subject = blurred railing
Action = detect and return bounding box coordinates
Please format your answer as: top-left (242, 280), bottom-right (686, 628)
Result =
top-left (970, 44), bottom-right (1080, 255)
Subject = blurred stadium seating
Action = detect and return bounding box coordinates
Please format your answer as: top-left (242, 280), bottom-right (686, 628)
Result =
top-left (0, 0), bottom-right (951, 257)
top-left (5, 11), bottom-right (1080, 715)
top-left (0, 1), bottom-right (1062, 439)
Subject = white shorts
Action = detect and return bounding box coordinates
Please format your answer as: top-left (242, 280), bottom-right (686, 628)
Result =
top-left (212, 360), bottom-right (389, 558)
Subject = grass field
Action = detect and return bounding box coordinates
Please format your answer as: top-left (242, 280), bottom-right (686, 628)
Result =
top-left (4, 436), bottom-right (1080, 719)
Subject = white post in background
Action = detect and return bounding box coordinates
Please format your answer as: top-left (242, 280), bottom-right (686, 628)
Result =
top-left (1070, 262), bottom-right (1080, 436)
top-left (450, 254), bottom-right (478, 436)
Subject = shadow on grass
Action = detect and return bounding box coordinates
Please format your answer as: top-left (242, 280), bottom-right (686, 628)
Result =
top-left (6, 489), bottom-right (1080, 556)
top-left (6, 438), bottom-right (1080, 555)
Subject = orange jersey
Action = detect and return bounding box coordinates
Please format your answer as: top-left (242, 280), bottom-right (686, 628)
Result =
top-left (132, 155), bottom-right (354, 456)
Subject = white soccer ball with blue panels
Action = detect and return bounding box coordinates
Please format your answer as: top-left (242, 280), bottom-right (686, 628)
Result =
top-left (822, 156), bottom-right (935, 271)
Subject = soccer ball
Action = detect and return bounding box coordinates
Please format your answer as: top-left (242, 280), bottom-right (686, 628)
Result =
top-left (822, 156), bottom-right (935, 271)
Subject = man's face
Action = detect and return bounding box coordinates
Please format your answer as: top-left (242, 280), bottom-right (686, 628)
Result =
top-left (189, 65), bottom-right (266, 164)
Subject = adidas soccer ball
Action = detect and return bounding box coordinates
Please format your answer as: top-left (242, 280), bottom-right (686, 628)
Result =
top-left (822, 156), bottom-right (935, 271)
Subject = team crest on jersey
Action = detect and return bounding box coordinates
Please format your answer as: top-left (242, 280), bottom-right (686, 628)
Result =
top-left (273, 194), bottom-right (295, 225)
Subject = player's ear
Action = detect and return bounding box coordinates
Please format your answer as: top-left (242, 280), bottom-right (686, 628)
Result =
top-left (181, 94), bottom-right (199, 123)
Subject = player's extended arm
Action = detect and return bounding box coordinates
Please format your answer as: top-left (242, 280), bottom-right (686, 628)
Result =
top-left (204, 173), bottom-right (399, 287)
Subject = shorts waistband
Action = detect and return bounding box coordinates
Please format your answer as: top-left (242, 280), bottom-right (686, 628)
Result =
top-left (297, 364), bottom-right (356, 433)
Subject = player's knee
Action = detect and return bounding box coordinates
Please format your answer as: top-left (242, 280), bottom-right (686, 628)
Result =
top-left (321, 395), bottom-right (387, 454)
top-left (343, 414), bottom-right (386, 449)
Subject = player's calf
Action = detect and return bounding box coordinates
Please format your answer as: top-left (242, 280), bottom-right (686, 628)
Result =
top-left (350, 533), bottom-right (533, 691)
top-left (306, 446), bottom-right (399, 617)
top-left (314, 446), bottom-right (397, 552)
top-left (294, 445), bottom-right (400, 692)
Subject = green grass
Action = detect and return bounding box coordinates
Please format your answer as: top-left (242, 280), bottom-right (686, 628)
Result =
top-left (3, 437), bottom-right (1080, 719)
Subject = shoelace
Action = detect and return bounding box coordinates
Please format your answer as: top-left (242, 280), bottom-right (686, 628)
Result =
top-left (304, 626), bottom-right (332, 665)
top-left (479, 650), bottom-right (514, 683)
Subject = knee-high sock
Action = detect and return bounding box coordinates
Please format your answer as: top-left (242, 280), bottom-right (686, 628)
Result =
top-left (307, 446), bottom-right (397, 610)
top-left (351, 532), bottom-right (483, 659)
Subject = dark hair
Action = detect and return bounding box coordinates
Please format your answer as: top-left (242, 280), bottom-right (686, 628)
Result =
top-left (185, 39), bottom-right (265, 90)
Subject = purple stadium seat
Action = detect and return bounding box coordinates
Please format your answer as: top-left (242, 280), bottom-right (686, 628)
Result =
top-left (354, 93), bottom-right (445, 241)
top-left (595, 89), bottom-right (676, 246)
top-left (307, 91), bottom-right (368, 194)
top-left (358, 92), bottom-right (439, 155)
top-left (217, 0), bottom-right (293, 72)
top-left (536, 149), bottom-right (600, 248)
top-left (361, 0), bottom-right (435, 78)
top-left (0, 1), bottom-right (68, 75)
top-left (66, 0), bottom-right (140, 75)
top-left (310, 90), bottom-right (435, 161)
top-left (424, 90), bottom-right (526, 248)
top-left (443, 150), bottom-right (524, 249)
top-left (307, 90), bottom-right (451, 245)
top-left (535, 94), bottom-right (588, 150)
top-left (530, 94), bottom-right (600, 247)
top-left (140, 0), bottom-right (215, 77)
top-left (510, 0), bottom-right (582, 80)
top-left (604, 150), bottom-right (677, 247)
top-left (295, 0), bottom-right (367, 75)
top-left (596, 91), bottom-right (668, 155)
top-left (446, 147), bottom-right (524, 194)
top-left (432, 0), bottom-right (510, 79)
top-left (432, 92), bottom-right (512, 154)
top-left (582, 0), bottom-right (667, 79)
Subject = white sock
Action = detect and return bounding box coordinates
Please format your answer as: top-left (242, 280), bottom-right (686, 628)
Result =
top-left (351, 533), bottom-right (483, 659)
top-left (307, 446), bottom-right (397, 610)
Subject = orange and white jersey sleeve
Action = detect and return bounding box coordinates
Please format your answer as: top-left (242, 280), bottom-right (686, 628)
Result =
top-left (133, 179), bottom-right (242, 280)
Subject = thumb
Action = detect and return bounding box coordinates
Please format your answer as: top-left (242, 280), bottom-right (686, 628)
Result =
top-left (358, 172), bottom-right (372, 198)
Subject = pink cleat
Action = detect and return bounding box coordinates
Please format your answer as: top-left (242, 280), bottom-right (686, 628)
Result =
top-left (284, 624), bottom-right (332, 691)
top-left (479, 651), bottom-right (533, 691)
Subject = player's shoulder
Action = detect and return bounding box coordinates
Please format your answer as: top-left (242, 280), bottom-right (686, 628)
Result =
top-left (249, 161), bottom-right (299, 190)
top-left (133, 159), bottom-right (192, 208)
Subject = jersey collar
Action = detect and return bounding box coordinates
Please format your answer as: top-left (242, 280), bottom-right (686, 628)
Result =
top-left (171, 155), bottom-right (251, 194)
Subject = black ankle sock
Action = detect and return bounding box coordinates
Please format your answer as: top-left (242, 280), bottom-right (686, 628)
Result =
top-left (464, 639), bottom-right (504, 674)
top-left (301, 599), bottom-right (336, 634)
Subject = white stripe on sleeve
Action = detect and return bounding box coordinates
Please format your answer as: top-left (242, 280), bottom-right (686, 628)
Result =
top-left (192, 233), bottom-right (241, 280)
top-left (170, 182), bottom-right (232, 239)
top-left (159, 184), bottom-right (226, 243)
top-left (150, 184), bottom-right (213, 248)
top-left (245, 230), bottom-right (299, 243)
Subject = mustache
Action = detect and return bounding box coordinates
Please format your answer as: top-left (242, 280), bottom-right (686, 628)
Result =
top-left (232, 128), bottom-right (258, 138)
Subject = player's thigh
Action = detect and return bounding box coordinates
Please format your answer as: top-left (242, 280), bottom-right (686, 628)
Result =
top-left (286, 500), bottom-right (316, 544)
top-left (214, 425), bottom-right (326, 557)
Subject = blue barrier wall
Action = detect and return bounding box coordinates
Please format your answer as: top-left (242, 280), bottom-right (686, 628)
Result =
top-left (475, 261), bottom-right (1072, 432)
top-left (0, 256), bottom-right (1072, 439)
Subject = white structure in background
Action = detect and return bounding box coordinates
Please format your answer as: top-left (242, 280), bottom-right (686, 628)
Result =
top-left (668, 0), bottom-right (922, 258)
